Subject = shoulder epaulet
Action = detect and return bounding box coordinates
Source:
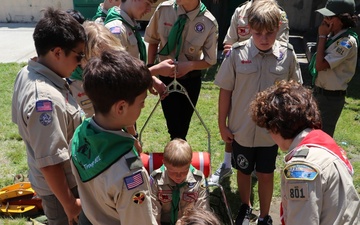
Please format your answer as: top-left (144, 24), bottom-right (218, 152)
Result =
top-left (280, 41), bottom-right (293, 51)
top-left (232, 41), bottom-right (246, 49)
top-left (192, 168), bottom-right (204, 177)
top-left (150, 168), bottom-right (163, 177)
top-left (158, 0), bottom-right (173, 8)
top-left (203, 10), bottom-right (217, 23)
top-left (293, 147), bottom-right (309, 158)
top-left (238, 0), bottom-right (250, 8)
top-left (126, 156), bottom-right (143, 170)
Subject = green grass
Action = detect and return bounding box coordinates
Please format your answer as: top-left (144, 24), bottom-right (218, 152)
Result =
top-left (1, 62), bottom-right (360, 224)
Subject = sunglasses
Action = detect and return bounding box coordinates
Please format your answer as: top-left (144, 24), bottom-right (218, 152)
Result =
top-left (71, 49), bottom-right (85, 62)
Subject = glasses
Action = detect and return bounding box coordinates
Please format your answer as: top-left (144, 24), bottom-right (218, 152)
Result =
top-left (71, 49), bottom-right (85, 62)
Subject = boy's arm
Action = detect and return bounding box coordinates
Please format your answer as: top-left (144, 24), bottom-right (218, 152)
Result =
top-left (148, 43), bottom-right (158, 65)
top-left (41, 164), bottom-right (81, 224)
top-left (218, 88), bottom-right (233, 143)
top-left (176, 60), bottom-right (211, 78)
top-left (315, 20), bottom-right (332, 71)
top-left (150, 176), bottom-right (162, 224)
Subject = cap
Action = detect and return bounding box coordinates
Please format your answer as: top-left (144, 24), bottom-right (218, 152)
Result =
top-left (316, 0), bottom-right (355, 16)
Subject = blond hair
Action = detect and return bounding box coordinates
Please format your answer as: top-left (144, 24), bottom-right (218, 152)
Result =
top-left (248, 0), bottom-right (281, 32)
top-left (163, 138), bottom-right (192, 167)
top-left (82, 21), bottom-right (124, 64)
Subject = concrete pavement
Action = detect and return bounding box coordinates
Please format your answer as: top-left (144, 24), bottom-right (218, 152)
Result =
top-left (0, 23), bottom-right (37, 63)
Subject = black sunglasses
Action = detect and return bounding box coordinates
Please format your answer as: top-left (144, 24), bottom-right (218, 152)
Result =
top-left (71, 49), bottom-right (85, 62)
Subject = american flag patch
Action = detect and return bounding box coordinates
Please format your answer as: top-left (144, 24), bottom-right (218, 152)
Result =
top-left (109, 26), bottom-right (122, 34)
top-left (124, 172), bottom-right (144, 190)
top-left (36, 100), bottom-right (53, 112)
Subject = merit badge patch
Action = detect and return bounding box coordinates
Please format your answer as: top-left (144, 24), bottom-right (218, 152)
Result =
top-left (39, 113), bottom-right (52, 126)
top-left (286, 182), bottom-right (309, 201)
top-left (283, 163), bottom-right (318, 181)
top-left (182, 192), bottom-right (198, 202)
top-left (158, 190), bottom-right (172, 203)
top-left (132, 191), bottom-right (146, 204)
top-left (194, 22), bottom-right (205, 33)
top-left (124, 171), bottom-right (144, 190)
top-left (237, 154), bottom-right (249, 169)
top-left (109, 26), bottom-right (122, 34)
top-left (36, 100), bottom-right (53, 112)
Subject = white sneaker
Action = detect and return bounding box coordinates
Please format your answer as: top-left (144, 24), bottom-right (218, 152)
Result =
top-left (209, 163), bottom-right (233, 183)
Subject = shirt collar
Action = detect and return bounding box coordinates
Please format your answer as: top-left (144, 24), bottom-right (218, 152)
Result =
top-left (285, 128), bottom-right (312, 162)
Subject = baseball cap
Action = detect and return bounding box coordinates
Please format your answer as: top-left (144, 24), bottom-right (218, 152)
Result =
top-left (316, 0), bottom-right (355, 16)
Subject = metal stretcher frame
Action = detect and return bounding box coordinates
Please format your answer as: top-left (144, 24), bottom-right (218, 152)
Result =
top-left (139, 64), bottom-right (235, 225)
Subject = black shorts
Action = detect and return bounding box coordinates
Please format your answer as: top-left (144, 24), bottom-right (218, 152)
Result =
top-left (231, 141), bottom-right (278, 175)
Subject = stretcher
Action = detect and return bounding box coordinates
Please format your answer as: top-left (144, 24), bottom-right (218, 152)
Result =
top-left (0, 182), bottom-right (43, 217)
top-left (139, 63), bottom-right (234, 225)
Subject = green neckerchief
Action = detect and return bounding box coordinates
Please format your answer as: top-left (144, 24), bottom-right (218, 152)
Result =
top-left (70, 66), bottom-right (83, 81)
top-left (104, 8), bottom-right (147, 63)
top-left (92, 4), bottom-right (107, 21)
top-left (158, 2), bottom-right (207, 60)
top-left (160, 164), bottom-right (196, 225)
top-left (71, 118), bottom-right (137, 182)
top-left (309, 29), bottom-right (359, 85)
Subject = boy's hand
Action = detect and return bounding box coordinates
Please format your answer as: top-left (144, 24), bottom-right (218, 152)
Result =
top-left (219, 126), bottom-right (234, 143)
top-left (318, 19), bottom-right (332, 36)
top-left (223, 44), bottom-right (232, 55)
top-left (174, 61), bottom-right (192, 78)
top-left (134, 139), bottom-right (143, 154)
top-left (66, 198), bottom-right (81, 225)
top-left (154, 59), bottom-right (176, 77)
top-left (150, 76), bottom-right (168, 100)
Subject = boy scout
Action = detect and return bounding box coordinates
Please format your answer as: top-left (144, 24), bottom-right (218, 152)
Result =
top-left (211, 0), bottom-right (290, 184)
top-left (214, 1), bottom-right (302, 224)
top-left (223, 0), bottom-right (289, 54)
top-left (11, 8), bottom-right (87, 225)
top-left (150, 139), bottom-right (209, 225)
top-left (71, 49), bottom-right (156, 224)
top-left (93, 0), bottom-right (121, 24)
top-left (250, 80), bottom-right (360, 225)
top-left (309, 0), bottom-right (358, 137)
top-left (144, 0), bottom-right (218, 140)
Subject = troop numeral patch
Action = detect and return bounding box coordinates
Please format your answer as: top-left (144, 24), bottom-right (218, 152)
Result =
top-left (287, 183), bottom-right (308, 200)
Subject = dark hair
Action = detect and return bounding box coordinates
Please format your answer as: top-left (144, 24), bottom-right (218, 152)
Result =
top-left (33, 8), bottom-right (86, 56)
top-left (66, 9), bottom-right (86, 24)
top-left (83, 49), bottom-right (152, 115)
top-left (250, 80), bottom-right (322, 139)
top-left (337, 13), bottom-right (358, 28)
top-left (177, 207), bottom-right (222, 225)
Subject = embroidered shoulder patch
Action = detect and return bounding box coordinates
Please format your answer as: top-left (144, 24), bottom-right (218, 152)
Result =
top-left (340, 40), bottom-right (352, 49)
top-left (124, 171), bottom-right (144, 190)
top-left (39, 113), bottom-right (52, 126)
top-left (109, 26), bottom-right (122, 34)
top-left (283, 163), bottom-right (318, 181)
top-left (36, 100), bottom-right (53, 112)
top-left (132, 191), bottom-right (146, 204)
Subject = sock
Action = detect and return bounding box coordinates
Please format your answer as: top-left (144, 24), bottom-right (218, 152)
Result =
top-left (223, 152), bottom-right (232, 168)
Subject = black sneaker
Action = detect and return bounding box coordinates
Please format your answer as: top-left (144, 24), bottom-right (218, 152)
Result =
top-left (257, 215), bottom-right (273, 225)
top-left (235, 204), bottom-right (252, 225)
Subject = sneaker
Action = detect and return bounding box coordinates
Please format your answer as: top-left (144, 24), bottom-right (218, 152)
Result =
top-left (235, 204), bottom-right (252, 225)
top-left (257, 215), bottom-right (273, 225)
top-left (209, 163), bottom-right (233, 183)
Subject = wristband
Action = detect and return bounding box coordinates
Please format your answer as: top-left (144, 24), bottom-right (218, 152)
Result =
top-left (318, 35), bottom-right (327, 39)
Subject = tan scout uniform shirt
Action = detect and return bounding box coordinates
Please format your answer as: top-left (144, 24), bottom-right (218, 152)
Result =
top-left (105, 7), bottom-right (140, 59)
top-left (223, 0), bottom-right (289, 45)
top-left (68, 79), bottom-right (94, 118)
top-left (71, 119), bottom-right (157, 225)
top-left (282, 129), bottom-right (360, 225)
top-left (315, 29), bottom-right (358, 91)
top-left (150, 167), bottom-right (209, 224)
top-left (215, 39), bottom-right (302, 147)
top-left (144, 1), bottom-right (218, 65)
top-left (11, 59), bottom-right (80, 196)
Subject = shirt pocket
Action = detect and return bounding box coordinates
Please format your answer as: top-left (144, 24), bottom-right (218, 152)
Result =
top-left (128, 33), bottom-right (138, 48)
top-left (268, 65), bottom-right (289, 82)
top-left (235, 62), bottom-right (258, 75)
top-left (183, 34), bottom-right (207, 60)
